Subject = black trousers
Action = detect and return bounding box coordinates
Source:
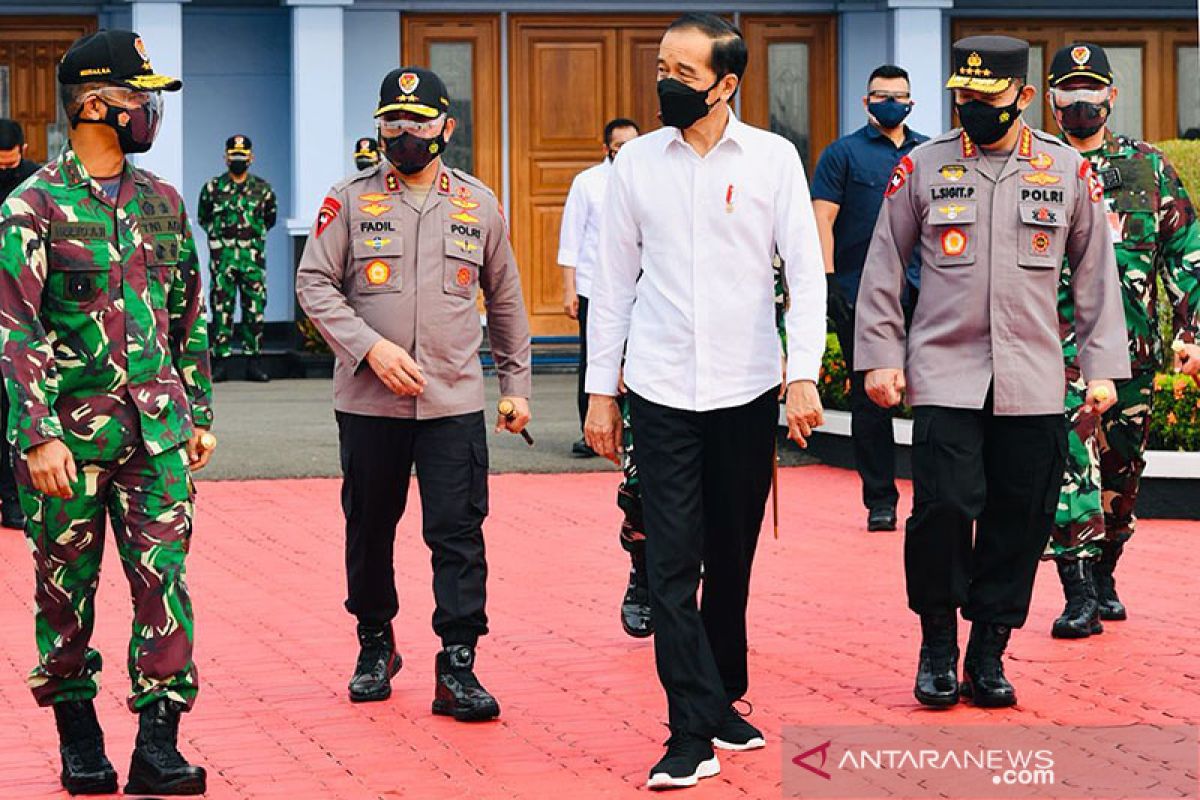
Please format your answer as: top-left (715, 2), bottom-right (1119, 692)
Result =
top-left (576, 295), bottom-right (590, 432)
top-left (337, 411), bottom-right (490, 647)
top-left (629, 387), bottom-right (778, 738)
top-left (0, 385), bottom-right (16, 507)
top-left (834, 295), bottom-right (915, 512)
top-left (905, 397), bottom-right (1065, 628)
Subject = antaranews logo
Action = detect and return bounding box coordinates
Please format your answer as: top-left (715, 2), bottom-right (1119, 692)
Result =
top-left (782, 725), bottom-right (1197, 799)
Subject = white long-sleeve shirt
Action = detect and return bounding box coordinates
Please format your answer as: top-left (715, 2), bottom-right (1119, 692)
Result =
top-left (585, 110), bottom-right (826, 412)
top-left (557, 159), bottom-right (611, 298)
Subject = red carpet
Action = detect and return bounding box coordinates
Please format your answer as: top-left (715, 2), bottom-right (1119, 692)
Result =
top-left (0, 465), bottom-right (1197, 798)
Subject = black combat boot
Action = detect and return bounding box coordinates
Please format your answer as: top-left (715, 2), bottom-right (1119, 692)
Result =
top-left (348, 622), bottom-right (402, 703)
top-left (1094, 541), bottom-right (1127, 620)
top-left (245, 356), bottom-right (271, 383)
top-left (433, 644), bottom-right (500, 722)
top-left (211, 357), bottom-right (228, 383)
top-left (1051, 558), bottom-right (1103, 638)
top-left (961, 623), bottom-right (1016, 708)
top-left (124, 699), bottom-right (206, 796)
top-left (914, 612), bottom-right (959, 707)
top-left (52, 700), bottom-right (118, 795)
top-left (621, 549), bottom-right (653, 638)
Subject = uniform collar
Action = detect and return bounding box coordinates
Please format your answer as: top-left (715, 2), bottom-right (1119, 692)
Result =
top-left (381, 161), bottom-right (450, 214)
top-left (60, 148), bottom-right (148, 206)
top-left (958, 123), bottom-right (1034, 161)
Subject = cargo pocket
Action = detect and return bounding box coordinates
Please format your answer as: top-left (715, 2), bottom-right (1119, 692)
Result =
top-left (444, 237), bottom-right (483, 300)
top-left (927, 202), bottom-right (976, 267)
top-left (469, 439), bottom-right (489, 518)
top-left (910, 413), bottom-right (936, 504)
top-left (1017, 201), bottom-right (1066, 270)
top-left (47, 244), bottom-right (110, 312)
top-left (1042, 425), bottom-right (1069, 515)
top-left (353, 235), bottom-right (404, 294)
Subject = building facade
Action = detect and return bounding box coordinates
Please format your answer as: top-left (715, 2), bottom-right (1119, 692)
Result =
top-left (0, 0), bottom-right (1196, 336)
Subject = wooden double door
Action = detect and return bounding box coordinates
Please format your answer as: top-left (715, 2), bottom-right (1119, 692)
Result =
top-left (403, 14), bottom-right (838, 335)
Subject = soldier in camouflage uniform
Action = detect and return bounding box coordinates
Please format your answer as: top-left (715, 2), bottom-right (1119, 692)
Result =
top-left (1047, 43), bottom-right (1200, 639)
top-left (197, 134), bottom-right (277, 382)
top-left (0, 31), bottom-right (213, 796)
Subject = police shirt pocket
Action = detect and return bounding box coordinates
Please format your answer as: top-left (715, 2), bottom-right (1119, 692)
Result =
top-left (353, 235), bottom-right (403, 294)
top-left (47, 243), bottom-right (110, 311)
top-left (1017, 201), bottom-right (1066, 270)
top-left (444, 236), bottom-right (483, 299)
top-left (926, 201), bottom-right (976, 267)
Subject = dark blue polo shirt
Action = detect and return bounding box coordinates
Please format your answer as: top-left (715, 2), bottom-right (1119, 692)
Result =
top-left (810, 123), bottom-right (928, 300)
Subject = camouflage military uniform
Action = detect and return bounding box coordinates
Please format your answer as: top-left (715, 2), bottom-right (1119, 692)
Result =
top-left (1051, 134), bottom-right (1200, 558)
top-left (0, 148), bottom-right (212, 711)
top-left (197, 172), bottom-right (276, 358)
top-left (615, 262), bottom-right (789, 551)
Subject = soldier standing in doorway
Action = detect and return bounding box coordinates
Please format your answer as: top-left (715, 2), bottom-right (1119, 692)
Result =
top-left (198, 134), bottom-right (277, 382)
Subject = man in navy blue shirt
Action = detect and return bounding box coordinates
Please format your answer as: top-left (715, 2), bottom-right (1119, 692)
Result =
top-left (811, 64), bottom-right (928, 532)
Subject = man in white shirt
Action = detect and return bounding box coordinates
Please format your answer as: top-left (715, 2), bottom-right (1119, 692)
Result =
top-left (559, 117), bottom-right (640, 459)
top-left (584, 13), bottom-right (825, 791)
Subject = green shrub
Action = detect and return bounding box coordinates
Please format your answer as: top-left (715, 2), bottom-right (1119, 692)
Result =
top-left (818, 338), bottom-right (1200, 452)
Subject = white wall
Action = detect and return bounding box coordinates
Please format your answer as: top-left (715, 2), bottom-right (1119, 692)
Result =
top-left (343, 10), bottom-right (401, 176)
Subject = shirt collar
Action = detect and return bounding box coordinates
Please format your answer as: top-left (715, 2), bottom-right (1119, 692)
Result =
top-left (864, 122), bottom-right (921, 148)
top-left (60, 148), bottom-right (146, 204)
top-left (664, 107), bottom-right (746, 155)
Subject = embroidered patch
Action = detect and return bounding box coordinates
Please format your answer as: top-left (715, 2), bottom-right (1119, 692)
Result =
top-left (1071, 46), bottom-right (1090, 66)
top-left (885, 156), bottom-right (914, 199)
top-left (399, 72), bottom-right (420, 94)
top-left (1089, 172), bottom-right (1104, 203)
top-left (939, 204), bottom-right (967, 221)
top-left (1031, 231), bottom-right (1051, 254)
top-left (941, 227), bottom-right (967, 257)
top-left (364, 236), bottom-right (391, 251)
top-left (1030, 152), bottom-right (1054, 171)
top-left (450, 211), bottom-right (480, 224)
top-left (365, 259), bottom-right (390, 285)
top-left (315, 197), bottom-right (341, 238)
top-left (438, 173), bottom-right (451, 194)
top-left (456, 266), bottom-right (472, 286)
top-left (360, 202), bottom-right (392, 218)
top-left (939, 165), bottom-right (966, 182)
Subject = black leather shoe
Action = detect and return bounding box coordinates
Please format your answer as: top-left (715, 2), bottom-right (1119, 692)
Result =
top-left (348, 622), bottom-right (402, 703)
top-left (52, 700), bottom-right (118, 795)
top-left (571, 438), bottom-right (597, 458)
top-left (647, 733), bottom-right (720, 790)
top-left (1, 499), bottom-right (25, 530)
top-left (867, 506), bottom-right (897, 531)
top-left (1094, 542), bottom-right (1127, 621)
top-left (211, 357), bottom-right (228, 383)
top-left (1051, 558), bottom-right (1103, 639)
top-left (433, 645), bottom-right (500, 721)
top-left (245, 356), bottom-right (271, 383)
top-left (621, 552), bottom-right (653, 638)
top-left (961, 623), bottom-right (1016, 708)
top-left (914, 612), bottom-right (959, 707)
top-left (124, 699), bottom-right (206, 796)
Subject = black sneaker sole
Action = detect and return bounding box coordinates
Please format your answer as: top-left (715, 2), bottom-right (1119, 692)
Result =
top-left (647, 755), bottom-right (720, 789)
top-left (432, 698), bottom-right (500, 721)
top-left (913, 687), bottom-right (959, 708)
top-left (348, 655), bottom-right (402, 703)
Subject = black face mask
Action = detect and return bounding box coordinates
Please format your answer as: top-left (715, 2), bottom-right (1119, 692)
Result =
top-left (228, 160), bottom-right (249, 176)
top-left (657, 77), bottom-right (722, 130)
top-left (1057, 101), bottom-right (1110, 139)
top-left (382, 131), bottom-right (446, 175)
top-left (955, 97), bottom-right (1022, 146)
top-left (78, 99), bottom-right (162, 155)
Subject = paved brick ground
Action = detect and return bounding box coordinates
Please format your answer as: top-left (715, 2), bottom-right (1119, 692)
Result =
top-left (1, 465), bottom-right (1197, 799)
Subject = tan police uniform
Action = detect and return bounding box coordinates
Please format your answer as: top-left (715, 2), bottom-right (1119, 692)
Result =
top-left (852, 34), bottom-right (1130, 710)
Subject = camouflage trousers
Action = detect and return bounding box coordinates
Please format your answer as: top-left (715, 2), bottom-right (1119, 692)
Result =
top-left (1048, 371), bottom-right (1154, 559)
top-left (210, 247), bottom-right (266, 358)
top-left (17, 443), bottom-right (198, 711)
top-left (617, 395), bottom-right (645, 556)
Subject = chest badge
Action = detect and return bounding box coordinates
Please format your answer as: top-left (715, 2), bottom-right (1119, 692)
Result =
top-left (941, 228), bottom-right (967, 257)
top-left (939, 165), bottom-right (966, 182)
top-left (449, 197), bottom-right (480, 211)
top-left (1029, 152), bottom-right (1054, 171)
top-left (360, 193), bottom-right (388, 203)
top-left (364, 236), bottom-right (391, 251)
top-left (453, 239), bottom-right (481, 254)
top-left (939, 204), bottom-right (967, 221)
top-left (1031, 231), bottom-right (1051, 255)
top-left (365, 259), bottom-right (391, 285)
top-left (456, 266), bottom-right (472, 286)
top-left (360, 202), bottom-right (392, 217)
top-left (1034, 207), bottom-right (1058, 224)
top-left (450, 210), bottom-right (480, 224)
top-left (1022, 172), bottom-right (1061, 187)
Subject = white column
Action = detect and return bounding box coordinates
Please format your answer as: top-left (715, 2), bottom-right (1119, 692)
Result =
top-left (889, 0), bottom-right (953, 136)
top-left (128, 0), bottom-right (186, 190)
top-left (286, 0), bottom-right (352, 234)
